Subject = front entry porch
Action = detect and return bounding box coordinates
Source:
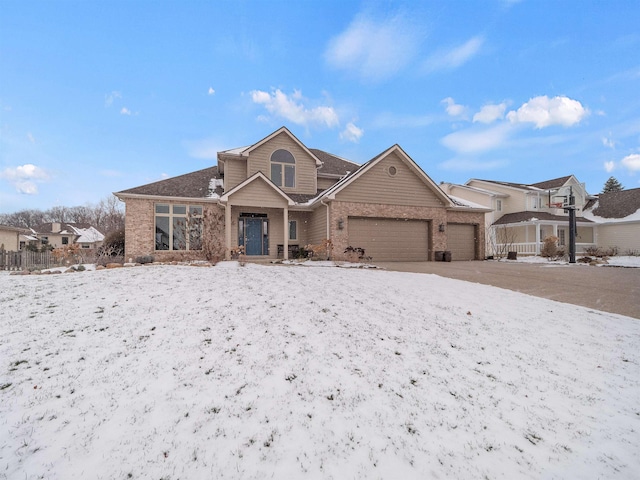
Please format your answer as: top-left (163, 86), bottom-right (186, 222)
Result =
top-left (489, 219), bottom-right (596, 256)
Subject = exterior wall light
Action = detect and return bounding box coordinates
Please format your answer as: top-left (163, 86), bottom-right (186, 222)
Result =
top-left (439, 223), bottom-right (445, 232)
top-left (338, 219), bottom-right (344, 230)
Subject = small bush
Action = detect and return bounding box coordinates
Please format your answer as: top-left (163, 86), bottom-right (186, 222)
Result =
top-left (100, 228), bottom-right (125, 257)
top-left (625, 249), bottom-right (640, 257)
top-left (540, 236), bottom-right (559, 259)
top-left (135, 255), bottom-right (155, 264)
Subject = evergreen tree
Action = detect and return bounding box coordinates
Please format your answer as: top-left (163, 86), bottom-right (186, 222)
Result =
top-left (602, 176), bottom-right (624, 193)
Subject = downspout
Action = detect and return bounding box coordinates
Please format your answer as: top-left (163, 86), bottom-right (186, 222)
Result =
top-left (320, 198), bottom-right (330, 259)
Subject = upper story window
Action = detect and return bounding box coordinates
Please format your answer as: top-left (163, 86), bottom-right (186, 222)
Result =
top-left (496, 199), bottom-right (502, 212)
top-left (270, 149), bottom-right (295, 188)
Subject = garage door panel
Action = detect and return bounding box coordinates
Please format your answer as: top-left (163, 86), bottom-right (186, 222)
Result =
top-left (348, 217), bottom-right (429, 261)
top-left (447, 224), bottom-right (475, 261)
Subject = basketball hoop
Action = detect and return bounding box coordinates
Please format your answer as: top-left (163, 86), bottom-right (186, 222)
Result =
top-left (549, 202), bottom-right (564, 208)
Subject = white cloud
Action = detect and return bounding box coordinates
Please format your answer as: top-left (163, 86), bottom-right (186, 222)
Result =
top-left (507, 95), bottom-right (589, 128)
top-left (105, 91), bottom-right (122, 107)
top-left (250, 89), bottom-right (339, 128)
top-left (423, 36), bottom-right (484, 73)
top-left (441, 123), bottom-right (512, 154)
top-left (0, 164), bottom-right (50, 195)
top-left (325, 14), bottom-right (421, 81)
top-left (439, 158), bottom-right (508, 172)
top-left (15, 181), bottom-right (38, 194)
top-left (120, 107), bottom-right (132, 115)
top-left (602, 135), bottom-right (615, 149)
top-left (473, 103), bottom-right (507, 124)
top-left (208, 87), bottom-right (216, 95)
top-left (604, 161), bottom-right (615, 172)
top-left (27, 132), bottom-right (36, 143)
top-left (621, 153), bottom-right (640, 172)
top-left (441, 97), bottom-right (468, 118)
top-left (340, 122), bottom-right (364, 143)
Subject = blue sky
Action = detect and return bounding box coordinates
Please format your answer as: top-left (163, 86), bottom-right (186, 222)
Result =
top-left (1, 0), bottom-right (639, 213)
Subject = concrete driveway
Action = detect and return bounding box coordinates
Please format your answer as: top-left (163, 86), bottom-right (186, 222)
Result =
top-left (374, 261), bottom-right (640, 319)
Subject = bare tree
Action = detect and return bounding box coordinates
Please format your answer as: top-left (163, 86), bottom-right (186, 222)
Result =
top-left (490, 225), bottom-right (518, 260)
top-left (0, 195), bottom-right (124, 234)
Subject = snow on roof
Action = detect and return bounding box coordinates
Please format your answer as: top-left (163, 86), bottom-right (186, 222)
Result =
top-left (583, 199), bottom-right (640, 223)
top-left (447, 195), bottom-right (489, 209)
top-left (71, 226), bottom-right (104, 243)
top-left (207, 178), bottom-right (224, 199)
top-left (220, 145), bottom-right (251, 155)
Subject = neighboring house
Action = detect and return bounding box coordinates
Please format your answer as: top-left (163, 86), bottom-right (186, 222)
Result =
top-left (116, 127), bottom-right (487, 262)
top-left (30, 222), bottom-right (105, 250)
top-left (442, 175), bottom-right (597, 256)
top-left (0, 224), bottom-right (27, 251)
top-left (583, 187), bottom-right (640, 254)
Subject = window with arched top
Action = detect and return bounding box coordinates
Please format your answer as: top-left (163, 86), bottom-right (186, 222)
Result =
top-left (270, 149), bottom-right (295, 188)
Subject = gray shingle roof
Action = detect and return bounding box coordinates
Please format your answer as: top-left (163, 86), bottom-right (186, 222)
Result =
top-left (529, 176), bottom-right (573, 190)
top-left (310, 149), bottom-right (359, 176)
top-left (34, 222), bottom-right (96, 234)
top-left (493, 211), bottom-right (593, 225)
top-left (117, 166), bottom-right (222, 199)
top-left (584, 188), bottom-right (640, 219)
top-left (476, 176), bottom-right (573, 191)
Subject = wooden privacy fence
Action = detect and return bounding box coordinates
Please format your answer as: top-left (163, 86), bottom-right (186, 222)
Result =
top-left (0, 250), bottom-right (60, 271)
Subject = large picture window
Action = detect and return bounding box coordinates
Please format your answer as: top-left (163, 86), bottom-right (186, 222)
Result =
top-left (270, 149), bottom-right (295, 188)
top-left (155, 204), bottom-right (203, 251)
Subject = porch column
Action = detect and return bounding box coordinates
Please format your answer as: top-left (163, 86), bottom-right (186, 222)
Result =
top-left (225, 203), bottom-right (232, 260)
top-left (283, 207), bottom-right (289, 260)
top-left (535, 223), bottom-right (541, 255)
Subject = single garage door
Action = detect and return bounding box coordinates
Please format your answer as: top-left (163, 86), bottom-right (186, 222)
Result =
top-left (447, 223), bottom-right (476, 261)
top-left (348, 217), bottom-right (429, 261)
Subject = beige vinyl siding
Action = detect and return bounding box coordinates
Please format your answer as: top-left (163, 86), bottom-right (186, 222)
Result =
top-left (228, 179), bottom-right (288, 208)
top-left (308, 205), bottom-right (328, 245)
top-left (449, 186), bottom-right (492, 208)
top-left (288, 212), bottom-right (311, 247)
top-left (467, 181), bottom-right (524, 215)
top-left (596, 223), bottom-right (640, 252)
top-left (247, 132), bottom-right (318, 195)
top-left (317, 176), bottom-right (339, 190)
top-left (0, 229), bottom-right (20, 250)
top-left (348, 217), bottom-right (430, 261)
top-left (447, 224), bottom-right (476, 260)
top-left (335, 152), bottom-right (444, 207)
top-left (577, 226), bottom-right (594, 243)
top-left (224, 158), bottom-right (247, 191)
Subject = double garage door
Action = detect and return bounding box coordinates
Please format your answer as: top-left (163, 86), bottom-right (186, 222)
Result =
top-left (348, 217), bottom-right (476, 261)
top-left (348, 217), bottom-right (430, 261)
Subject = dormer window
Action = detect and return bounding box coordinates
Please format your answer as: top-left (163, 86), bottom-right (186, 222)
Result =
top-left (270, 149), bottom-right (295, 188)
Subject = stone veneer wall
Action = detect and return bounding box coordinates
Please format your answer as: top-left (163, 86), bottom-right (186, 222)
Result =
top-left (328, 201), bottom-right (449, 261)
top-left (124, 198), bottom-right (225, 262)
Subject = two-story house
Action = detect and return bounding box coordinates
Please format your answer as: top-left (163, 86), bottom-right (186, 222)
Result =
top-left (116, 127), bottom-right (487, 262)
top-left (441, 176), bottom-right (597, 256)
top-left (29, 222), bottom-right (105, 250)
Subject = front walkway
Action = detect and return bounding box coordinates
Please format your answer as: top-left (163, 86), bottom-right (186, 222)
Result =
top-left (374, 261), bottom-right (640, 319)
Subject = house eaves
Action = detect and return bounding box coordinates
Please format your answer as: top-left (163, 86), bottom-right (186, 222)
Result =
top-left (319, 144), bottom-right (454, 207)
top-left (225, 126), bottom-right (323, 167)
top-left (219, 171), bottom-right (295, 206)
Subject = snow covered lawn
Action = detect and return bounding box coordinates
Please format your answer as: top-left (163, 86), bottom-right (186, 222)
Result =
top-left (1, 263), bottom-right (639, 479)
